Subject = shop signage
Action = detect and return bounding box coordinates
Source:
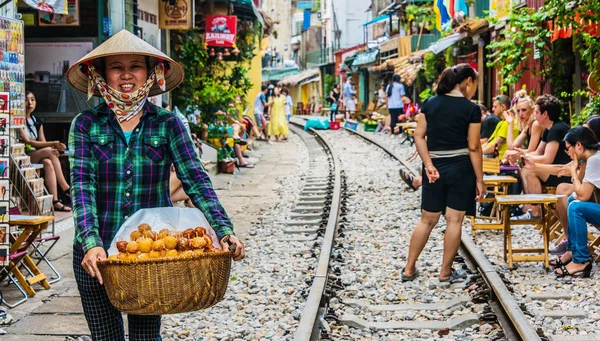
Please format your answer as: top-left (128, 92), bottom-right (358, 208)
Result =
top-left (205, 15), bottom-right (237, 47)
top-left (38, 0), bottom-right (79, 26)
top-left (159, 0), bottom-right (192, 30)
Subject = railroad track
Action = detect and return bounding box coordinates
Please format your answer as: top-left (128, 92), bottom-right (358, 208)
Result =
top-left (289, 117), bottom-right (550, 341)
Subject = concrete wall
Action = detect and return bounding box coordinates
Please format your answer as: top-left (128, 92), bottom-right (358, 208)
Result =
top-left (332, 0), bottom-right (371, 49)
top-left (261, 0), bottom-right (294, 63)
top-left (110, 0), bottom-right (126, 33)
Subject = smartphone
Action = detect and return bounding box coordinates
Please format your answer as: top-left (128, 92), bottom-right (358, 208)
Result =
top-left (517, 156), bottom-right (525, 168)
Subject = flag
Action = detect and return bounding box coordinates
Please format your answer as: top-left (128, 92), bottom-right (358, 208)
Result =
top-left (455, 0), bottom-right (468, 16)
top-left (436, 0), bottom-right (451, 31)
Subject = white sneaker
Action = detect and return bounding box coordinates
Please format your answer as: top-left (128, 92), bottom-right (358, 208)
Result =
top-left (511, 210), bottom-right (541, 221)
top-left (550, 239), bottom-right (568, 256)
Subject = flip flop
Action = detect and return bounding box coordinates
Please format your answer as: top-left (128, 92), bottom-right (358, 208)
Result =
top-left (399, 169), bottom-right (418, 191)
top-left (439, 268), bottom-right (467, 283)
top-left (238, 163), bottom-right (255, 168)
top-left (401, 268), bottom-right (419, 282)
top-left (53, 200), bottom-right (72, 212)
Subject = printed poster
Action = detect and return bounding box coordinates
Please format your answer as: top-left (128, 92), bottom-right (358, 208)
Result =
top-left (39, 0), bottom-right (79, 26)
top-left (205, 15), bottom-right (238, 47)
top-left (24, 0), bottom-right (69, 15)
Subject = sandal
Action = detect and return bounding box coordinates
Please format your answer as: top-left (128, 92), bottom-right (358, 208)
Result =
top-left (234, 139), bottom-right (248, 146)
top-left (238, 163), bottom-right (255, 168)
top-left (53, 200), bottom-right (72, 212)
top-left (549, 257), bottom-right (571, 269)
top-left (555, 262), bottom-right (592, 278)
top-left (401, 268), bottom-right (419, 282)
top-left (399, 169), bottom-right (418, 191)
top-left (440, 268), bottom-right (467, 283)
top-left (60, 187), bottom-right (72, 205)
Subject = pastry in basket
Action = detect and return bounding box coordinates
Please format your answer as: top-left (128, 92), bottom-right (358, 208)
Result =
top-left (66, 30), bottom-right (245, 339)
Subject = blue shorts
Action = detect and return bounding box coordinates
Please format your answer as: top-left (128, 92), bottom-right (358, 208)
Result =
top-left (254, 113), bottom-right (264, 127)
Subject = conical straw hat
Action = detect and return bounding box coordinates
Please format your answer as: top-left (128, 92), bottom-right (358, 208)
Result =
top-left (66, 30), bottom-right (184, 97)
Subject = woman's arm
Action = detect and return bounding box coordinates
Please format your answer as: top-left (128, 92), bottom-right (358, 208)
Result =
top-left (18, 127), bottom-right (62, 149)
top-left (468, 122), bottom-right (484, 199)
top-left (414, 113), bottom-right (439, 182)
top-left (526, 120), bottom-right (543, 152)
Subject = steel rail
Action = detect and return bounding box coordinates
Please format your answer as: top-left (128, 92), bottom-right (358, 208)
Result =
top-left (288, 120), bottom-right (343, 341)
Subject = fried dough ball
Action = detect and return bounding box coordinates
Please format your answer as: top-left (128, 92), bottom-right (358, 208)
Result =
top-left (177, 237), bottom-right (190, 251)
top-left (130, 231), bottom-right (142, 241)
top-left (180, 250), bottom-right (194, 258)
top-left (206, 246), bottom-right (220, 253)
top-left (137, 237), bottom-right (153, 253)
top-left (151, 240), bottom-right (166, 251)
top-left (116, 241), bottom-right (128, 253)
top-left (163, 236), bottom-right (178, 250)
top-left (166, 249), bottom-right (179, 257)
top-left (182, 228), bottom-right (195, 239)
top-left (203, 235), bottom-right (213, 247)
top-left (158, 229), bottom-right (171, 240)
top-left (108, 255), bottom-right (118, 261)
top-left (138, 253), bottom-right (150, 260)
top-left (137, 223), bottom-right (152, 233)
top-left (126, 241), bottom-right (139, 253)
top-left (190, 237), bottom-right (207, 249)
top-left (195, 227), bottom-right (206, 237)
top-left (193, 249), bottom-right (204, 256)
top-left (149, 250), bottom-right (162, 258)
top-left (118, 253), bottom-right (129, 261)
top-left (127, 253), bottom-right (138, 261)
top-left (143, 230), bottom-right (158, 241)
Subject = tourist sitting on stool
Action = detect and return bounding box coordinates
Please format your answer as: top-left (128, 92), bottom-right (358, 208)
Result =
top-left (20, 91), bottom-right (72, 212)
top-left (551, 126), bottom-right (600, 278)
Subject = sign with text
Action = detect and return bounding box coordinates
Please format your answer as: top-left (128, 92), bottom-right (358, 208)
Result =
top-left (205, 15), bottom-right (237, 47)
top-left (159, 0), bottom-right (191, 30)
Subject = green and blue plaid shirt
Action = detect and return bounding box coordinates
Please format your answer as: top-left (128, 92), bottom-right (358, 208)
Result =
top-left (70, 102), bottom-right (234, 254)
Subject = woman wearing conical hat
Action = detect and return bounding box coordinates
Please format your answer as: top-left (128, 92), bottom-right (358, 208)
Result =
top-left (66, 30), bottom-right (245, 340)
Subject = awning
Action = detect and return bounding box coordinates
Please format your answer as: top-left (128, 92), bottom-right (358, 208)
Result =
top-left (372, 49), bottom-right (428, 85)
top-left (262, 67), bottom-right (300, 82)
top-left (352, 50), bottom-right (379, 67)
top-left (363, 14), bottom-right (391, 26)
top-left (278, 68), bottom-right (320, 87)
top-left (207, 0), bottom-right (264, 26)
top-left (378, 2), bottom-right (401, 16)
top-left (299, 76), bottom-right (320, 85)
top-left (429, 18), bottom-right (489, 54)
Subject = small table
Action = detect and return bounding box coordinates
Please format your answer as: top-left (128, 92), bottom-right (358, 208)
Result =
top-left (495, 194), bottom-right (563, 270)
top-left (8, 215), bottom-right (55, 296)
top-left (471, 175), bottom-right (519, 236)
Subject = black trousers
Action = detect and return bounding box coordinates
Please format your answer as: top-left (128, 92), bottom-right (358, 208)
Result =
top-left (389, 108), bottom-right (403, 134)
top-left (329, 108), bottom-right (338, 122)
top-left (73, 247), bottom-right (162, 341)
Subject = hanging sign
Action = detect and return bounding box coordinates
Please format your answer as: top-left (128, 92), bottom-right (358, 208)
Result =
top-left (159, 0), bottom-right (192, 30)
top-left (205, 15), bottom-right (237, 47)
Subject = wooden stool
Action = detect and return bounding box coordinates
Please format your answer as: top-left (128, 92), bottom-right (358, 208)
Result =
top-left (496, 194), bottom-right (562, 269)
top-left (470, 175), bottom-right (518, 236)
top-left (6, 215), bottom-right (54, 296)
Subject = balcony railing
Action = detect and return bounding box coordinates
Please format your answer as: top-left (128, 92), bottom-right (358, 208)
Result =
top-left (305, 48), bottom-right (333, 68)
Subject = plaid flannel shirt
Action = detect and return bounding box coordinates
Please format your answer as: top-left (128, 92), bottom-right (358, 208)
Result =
top-left (70, 102), bottom-right (233, 254)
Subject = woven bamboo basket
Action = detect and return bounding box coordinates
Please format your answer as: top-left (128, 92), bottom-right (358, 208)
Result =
top-left (97, 251), bottom-right (232, 315)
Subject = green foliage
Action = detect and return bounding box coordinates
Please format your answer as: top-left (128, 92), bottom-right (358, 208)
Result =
top-left (171, 23), bottom-right (259, 136)
top-left (574, 96), bottom-right (600, 126)
top-left (445, 48), bottom-right (456, 67)
top-left (423, 52), bottom-right (443, 83)
top-left (419, 87), bottom-right (434, 102)
top-left (324, 74), bottom-right (336, 99)
top-left (486, 8), bottom-right (551, 93)
top-left (405, 4), bottom-right (436, 31)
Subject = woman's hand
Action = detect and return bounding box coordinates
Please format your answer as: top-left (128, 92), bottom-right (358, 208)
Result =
top-left (424, 164), bottom-right (440, 183)
top-left (475, 179), bottom-right (486, 200)
top-left (220, 235), bottom-right (245, 261)
top-left (522, 155), bottom-right (535, 170)
top-left (568, 157), bottom-right (579, 177)
top-left (81, 246), bottom-right (107, 285)
top-left (503, 110), bottom-right (515, 125)
top-left (54, 142), bottom-right (67, 152)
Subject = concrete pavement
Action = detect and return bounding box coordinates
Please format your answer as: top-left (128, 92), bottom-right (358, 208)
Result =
top-left (0, 136), bottom-right (302, 339)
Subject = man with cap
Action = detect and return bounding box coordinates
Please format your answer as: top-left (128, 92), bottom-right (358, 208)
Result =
top-left (66, 30), bottom-right (245, 340)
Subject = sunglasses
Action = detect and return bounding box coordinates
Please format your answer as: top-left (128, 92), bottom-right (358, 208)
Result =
top-left (565, 145), bottom-right (573, 153)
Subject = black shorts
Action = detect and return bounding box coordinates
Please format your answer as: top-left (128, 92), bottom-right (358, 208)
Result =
top-left (421, 157), bottom-right (476, 216)
top-left (542, 175), bottom-right (571, 187)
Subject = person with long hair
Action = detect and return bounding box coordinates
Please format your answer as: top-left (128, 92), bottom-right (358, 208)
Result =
top-left (328, 83), bottom-right (341, 122)
top-left (385, 74), bottom-right (406, 135)
top-left (19, 91), bottom-right (72, 211)
top-left (505, 96), bottom-right (543, 152)
top-left (402, 64), bottom-right (484, 282)
top-left (268, 87), bottom-right (288, 142)
top-left (551, 126), bottom-right (600, 278)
